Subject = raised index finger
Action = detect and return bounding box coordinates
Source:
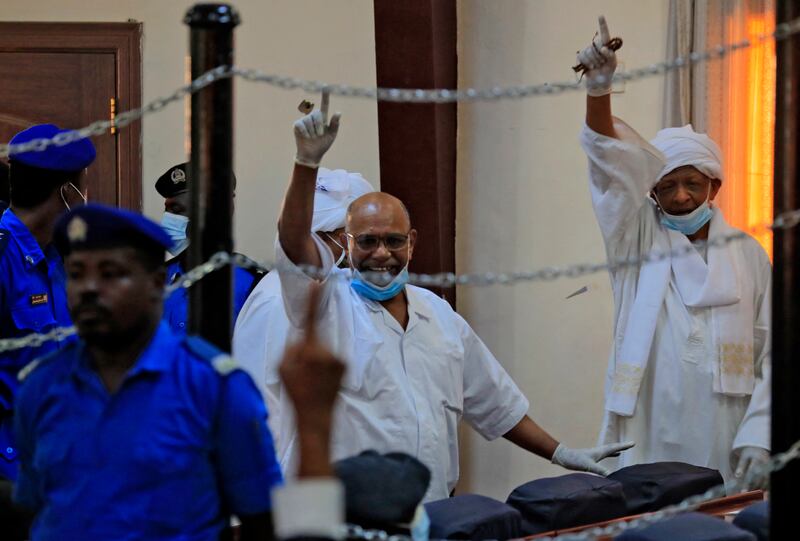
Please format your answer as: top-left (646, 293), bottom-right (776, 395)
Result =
top-left (598, 15), bottom-right (611, 45)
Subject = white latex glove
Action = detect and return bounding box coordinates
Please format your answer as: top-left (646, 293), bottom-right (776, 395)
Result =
top-left (551, 441), bottom-right (635, 476)
top-left (576, 15), bottom-right (618, 97)
top-left (734, 446), bottom-right (770, 489)
top-left (293, 92), bottom-right (341, 168)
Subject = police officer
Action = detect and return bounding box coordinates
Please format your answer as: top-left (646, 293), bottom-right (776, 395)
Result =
top-left (14, 203), bottom-right (282, 540)
top-left (156, 163), bottom-right (264, 332)
top-left (0, 124), bottom-right (95, 484)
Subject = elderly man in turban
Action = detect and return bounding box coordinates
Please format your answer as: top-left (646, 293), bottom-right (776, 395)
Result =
top-left (576, 16), bottom-right (771, 488)
top-left (232, 167), bottom-right (375, 472)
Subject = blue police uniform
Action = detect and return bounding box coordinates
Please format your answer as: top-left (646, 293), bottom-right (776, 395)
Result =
top-left (0, 124), bottom-right (95, 481)
top-left (14, 321), bottom-right (283, 540)
top-left (164, 259), bottom-right (259, 332)
top-left (14, 203), bottom-right (283, 540)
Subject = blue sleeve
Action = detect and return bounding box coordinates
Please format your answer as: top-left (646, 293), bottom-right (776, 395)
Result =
top-left (214, 370), bottom-right (283, 514)
top-left (12, 384), bottom-right (43, 512)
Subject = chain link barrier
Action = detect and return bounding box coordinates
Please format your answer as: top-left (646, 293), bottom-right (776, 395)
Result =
top-left (339, 439), bottom-right (800, 541)
top-left (3, 207), bottom-right (799, 354)
top-left (2, 15), bottom-right (800, 159)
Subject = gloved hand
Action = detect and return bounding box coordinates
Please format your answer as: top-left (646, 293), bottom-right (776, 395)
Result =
top-left (551, 441), bottom-right (635, 476)
top-left (576, 15), bottom-right (618, 97)
top-left (293, 93), bottom-right (341, 168)
top-left (734, 446), bottom-right (770, 489)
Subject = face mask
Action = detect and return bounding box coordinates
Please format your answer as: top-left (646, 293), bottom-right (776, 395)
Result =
top-left (60, 182), bottom-right (87, 211)
top-left (656, 187), bottom-right (713, 235)
top-left (348, 246), bottom-right (410, 302)
top-left (160, 212), bottom-right (190, 256)
top-left (409, 505), bottom-right (430, 541)
top-left (324, 232), bottom-right (346, 268)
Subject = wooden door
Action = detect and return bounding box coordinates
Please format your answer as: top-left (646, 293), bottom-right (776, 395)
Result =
top-left (0, 23), bottom-right (142, 209)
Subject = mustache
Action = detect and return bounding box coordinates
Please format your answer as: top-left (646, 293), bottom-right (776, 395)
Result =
top-left (71, 302), bottom-right (111, 319)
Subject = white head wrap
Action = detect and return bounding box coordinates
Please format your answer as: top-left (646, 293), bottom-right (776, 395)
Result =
top-left (312, 167), bottom-right (375, 233)
top-left (649, 124), bottom-right (724, 182)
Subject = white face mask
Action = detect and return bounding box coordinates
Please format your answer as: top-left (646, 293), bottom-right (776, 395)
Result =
top-left (160, 212), bottom-right (190, 256)
top-left (60, 182), bottom-right (87, 211)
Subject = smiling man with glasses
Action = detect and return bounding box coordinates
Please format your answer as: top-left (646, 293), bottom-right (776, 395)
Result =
top-left (272, 100), bottom-right (633, 502)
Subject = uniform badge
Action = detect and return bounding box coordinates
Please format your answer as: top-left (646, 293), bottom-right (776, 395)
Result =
top-left (67, 216), bottom-right (88, 242)
top-left (30, 293), bottom-right (48, 306)
top-left (171, 168), bottom-right (187, 184)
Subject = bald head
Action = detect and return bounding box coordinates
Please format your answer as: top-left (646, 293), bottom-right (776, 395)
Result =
top-left (346, 192), bottom-right (411, 233)
top-left (343, 192), bottom-right (417, 278)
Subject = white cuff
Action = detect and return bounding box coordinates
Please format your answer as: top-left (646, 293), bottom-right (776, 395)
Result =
top-left (272, 478), bottom-right (345, 540)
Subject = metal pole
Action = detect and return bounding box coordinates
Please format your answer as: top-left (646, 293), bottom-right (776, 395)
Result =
top-left (184, 3), bottom-right (239, 351)
top-left (772, 0), bottom-right (800, 534)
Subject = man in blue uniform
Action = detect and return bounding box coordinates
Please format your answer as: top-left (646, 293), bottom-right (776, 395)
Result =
top-left (13, 204), bottom-right (282, 540)
top-left (156, 163), bottom-right (264, 332)
top-left (0, 124), bottom-right (95, 484)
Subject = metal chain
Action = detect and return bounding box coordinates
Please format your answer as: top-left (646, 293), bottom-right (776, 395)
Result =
top-left (3, 15), bottom-right (800, 159)
top-left (232, 15), bottom-right (800, 102)
top-left (0, 66), bottom-right (234, 159)
top-left (339, 439), bottom-right (800, 541)
top-left (0, 325), bottom-right (75, 353)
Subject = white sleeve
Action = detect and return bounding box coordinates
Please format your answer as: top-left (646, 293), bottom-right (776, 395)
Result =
top-left (733, 255), bottom-right (772, 452)
top-left (272, 478), bottom-right (345, 540)
top-left (275, 233), bottom-right (336, 329)
top-left (459, 316), bottom-right (530, 441)
top-left (579, 120), bottom-right (665, 254)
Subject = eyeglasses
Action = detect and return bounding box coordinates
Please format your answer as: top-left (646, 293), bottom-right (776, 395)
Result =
top-left (346, 232), bottom-right (410, 252)
top-left (653, 178), bottom-right (710, 198)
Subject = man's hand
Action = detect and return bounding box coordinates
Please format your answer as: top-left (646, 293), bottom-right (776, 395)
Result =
top-left (551, 441), bottom-right (635, 476)
top-left (734, 446), bottom-right (770, 489)
top-left (279, 282), bottom-right (346, 434)
top-left (294, 91), bottom-right (341, 168)
top-left (576, 16), bottom-right (618, 97)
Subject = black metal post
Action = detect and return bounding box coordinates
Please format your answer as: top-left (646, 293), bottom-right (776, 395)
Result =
top-left (772, 1), bottom-right (800, 534)
top-left (184, 4), bottom-right (239, 351)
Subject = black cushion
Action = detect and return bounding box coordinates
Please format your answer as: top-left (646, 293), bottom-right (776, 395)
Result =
top-left (506, 473), bottom-right (628, 534)
top-left (732, 501), bottom-right (768, 541)
top-left (608, 462), bottom-right (724, 515)
top-left (424, 494), bottom-right (522, 540)
top-left (616, 512), bottom-right (756, 540)
top-left (334, 451), bottom-right (430, 529)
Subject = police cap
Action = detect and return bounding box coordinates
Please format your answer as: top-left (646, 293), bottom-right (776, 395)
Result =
top-left (8, 124), bottom-right (96, 172)
top-left (54, 203), bottom-right (173, 258)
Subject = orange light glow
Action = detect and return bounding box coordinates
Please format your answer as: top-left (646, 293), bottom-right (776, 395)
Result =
top-left (718, 14), bottom-right (775, 259)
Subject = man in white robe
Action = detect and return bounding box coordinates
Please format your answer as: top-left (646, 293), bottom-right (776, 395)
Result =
top-left (233, 167), bottom-right (374, 454)
top-left (273, 99), bottom-right (633, 501)
top-left (577, 16), bottom-right (771, 487)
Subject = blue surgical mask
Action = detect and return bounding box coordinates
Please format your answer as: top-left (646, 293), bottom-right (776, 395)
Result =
top-left (349, 247), bottom-right (410, 301)
top-left (657, 189), bottom-right (713, 235)
top-left (409, 505), bottom-right (430, 541)
top-left (160, 212), bottom-right (190, 256)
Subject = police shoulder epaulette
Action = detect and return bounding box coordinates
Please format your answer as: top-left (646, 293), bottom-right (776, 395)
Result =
top-left (183, 335), bottom-right (240, 375)
top-left (0, 229), bottom-right (10, 257)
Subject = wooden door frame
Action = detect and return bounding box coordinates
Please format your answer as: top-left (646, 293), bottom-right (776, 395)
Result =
top-left (0, 22), bottom-right (143, 210)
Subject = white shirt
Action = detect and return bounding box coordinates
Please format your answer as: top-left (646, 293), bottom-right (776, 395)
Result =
top-left (273, 234), bottom-right (529, 501)
top-left (581, 121), bottom-right (771, 485)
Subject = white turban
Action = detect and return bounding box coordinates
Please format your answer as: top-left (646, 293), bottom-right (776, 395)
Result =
top-left (649, 124), bottom-right (724, 182)
top-left (312, 167), bottom-right (375, 233)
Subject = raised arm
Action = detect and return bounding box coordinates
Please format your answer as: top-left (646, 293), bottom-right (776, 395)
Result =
top-left (580, 16), bottom-right (618, 138)
top-left (278, 93), bottom-right (341, 268)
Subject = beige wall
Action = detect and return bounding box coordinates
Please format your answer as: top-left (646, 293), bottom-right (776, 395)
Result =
top-left (456, 1), bottom-right (669, 500)
top-left (0, 0), bottom-right (380, 261)
top-left (4, 1), bottom-right (671, 501)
